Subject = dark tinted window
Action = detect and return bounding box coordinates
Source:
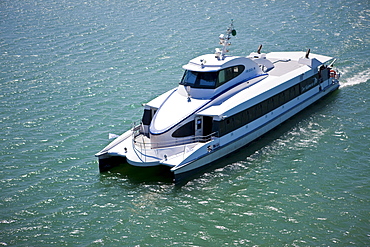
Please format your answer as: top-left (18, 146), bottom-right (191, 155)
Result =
top-left (214, 79), bottom-right (306, 136)
top-left (180, 65), bottom-right (245, 89)
top-left (216, 65), bottom-right (245, 87)
top-left (180, 71), bottom-right (217, 89)
top-left (141, 109), bottom-right (151, 125)
top-left (172, 121), bottom-right (195, 138)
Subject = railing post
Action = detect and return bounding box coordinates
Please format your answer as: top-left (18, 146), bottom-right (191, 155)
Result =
top-left (142, 135), bottom-right (146, 162)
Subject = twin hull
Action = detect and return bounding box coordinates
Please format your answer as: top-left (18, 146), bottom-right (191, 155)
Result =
top-left (97, 78), bottom-right (339, 183)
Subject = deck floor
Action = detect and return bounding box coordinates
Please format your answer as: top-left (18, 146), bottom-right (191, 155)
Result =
top-left (268, 59), bottom-right (304, 77)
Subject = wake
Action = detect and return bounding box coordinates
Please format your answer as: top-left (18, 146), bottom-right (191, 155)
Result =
top-left (339, 67), bottom-right (370, 88)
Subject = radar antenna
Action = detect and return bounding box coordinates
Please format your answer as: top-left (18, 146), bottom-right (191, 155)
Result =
top-left (215, 20), bottom-right (236, 59)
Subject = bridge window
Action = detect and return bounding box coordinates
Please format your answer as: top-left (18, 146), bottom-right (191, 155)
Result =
top-left (180, 65), bottom-right (245, 89)
top-left (180, 70), bottom-right (217, 89)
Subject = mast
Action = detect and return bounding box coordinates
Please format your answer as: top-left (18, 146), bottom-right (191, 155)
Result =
top-left (215, 20), bottom-right (237, 60)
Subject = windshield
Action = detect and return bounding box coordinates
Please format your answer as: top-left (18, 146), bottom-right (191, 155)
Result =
top-left (180, 65), bottom-right (245, 89)
top-left (180, 70), bottom-right (218, 89)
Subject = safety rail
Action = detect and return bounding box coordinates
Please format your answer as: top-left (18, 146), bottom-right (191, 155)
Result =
top-left (131, 124), bottom-right (218, 150)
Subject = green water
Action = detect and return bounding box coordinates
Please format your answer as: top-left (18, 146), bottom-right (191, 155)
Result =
top-left (1, 0), bottom-right (369, 245)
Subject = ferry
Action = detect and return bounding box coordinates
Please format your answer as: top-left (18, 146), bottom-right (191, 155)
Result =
top-left (95, 21), bottom-right (340, 183)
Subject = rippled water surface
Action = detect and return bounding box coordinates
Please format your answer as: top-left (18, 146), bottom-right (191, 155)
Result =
top-left (1, 0), bottom-right (369, 246)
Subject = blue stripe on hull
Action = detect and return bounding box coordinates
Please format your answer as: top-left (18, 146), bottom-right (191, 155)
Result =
top-left (172, 82), bottom-right (339, 181)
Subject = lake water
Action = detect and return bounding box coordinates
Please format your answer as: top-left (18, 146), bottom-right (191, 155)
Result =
top-left (1, 0), bottom-right (369, 246)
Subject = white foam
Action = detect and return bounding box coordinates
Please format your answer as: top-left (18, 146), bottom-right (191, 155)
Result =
top-left (340, 68), bottom-right (370, 88)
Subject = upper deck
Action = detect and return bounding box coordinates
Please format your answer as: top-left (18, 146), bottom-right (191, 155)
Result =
top-left (197, 51), bottom-right (334, 119)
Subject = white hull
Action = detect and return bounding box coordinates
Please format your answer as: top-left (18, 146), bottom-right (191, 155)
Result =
top-left (171, 81), bottom-right (339, 180)
top-left (96, 22), bottom-right (341, 183)
top-left (97, 80), bottom-right (339, 182)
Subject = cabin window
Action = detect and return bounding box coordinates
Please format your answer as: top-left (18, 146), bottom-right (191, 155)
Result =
top-left (213, 77), bottom-right (315, 137)
top-left (200, 72), bottom-right (218, 87)
top-left (180, 65), bottom-right (245, 89)
top-left (300, 75), bottom-right (319, 93)
top-left (172, 121), bottom-right (195, 138)
top-left (181, 70), bottom-right (198, 86)
top-left (142, 109), bottom-right (152, 125)
top-left (234, 111), bottom-right (243, 129)
top-left (180, 70), bottom-right (218, 89)
top-left (216, 65), bottom-right (245, 87)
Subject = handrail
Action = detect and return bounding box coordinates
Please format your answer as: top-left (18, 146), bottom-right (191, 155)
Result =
top-left (132, 126), bottom-right (218, 150)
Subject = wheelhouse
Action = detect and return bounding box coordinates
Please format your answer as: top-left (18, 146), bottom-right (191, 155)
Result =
top-left (180, 65), bottom-right (245, 89)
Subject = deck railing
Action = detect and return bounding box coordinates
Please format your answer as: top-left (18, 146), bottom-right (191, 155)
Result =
top-left (131, 123), bottom-right (218, 150)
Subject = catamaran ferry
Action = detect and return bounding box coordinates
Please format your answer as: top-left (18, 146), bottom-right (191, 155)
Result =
top-left (96, 21), bottom-right (340, 183)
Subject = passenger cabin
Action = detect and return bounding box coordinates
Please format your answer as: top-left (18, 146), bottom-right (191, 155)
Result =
top-left (139, 54), bottom-right (265, 148)
top-left (139, 50), bottom-right (333, 149)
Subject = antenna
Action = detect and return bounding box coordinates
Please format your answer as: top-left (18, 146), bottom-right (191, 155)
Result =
top-left (215, 20), bottom-right (236, 59)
